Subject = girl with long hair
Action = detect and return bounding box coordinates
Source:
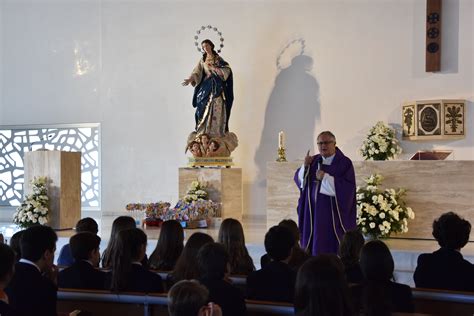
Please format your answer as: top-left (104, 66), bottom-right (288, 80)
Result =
top-left (101, 216), bottom-right (136, 268)
top-left (339, 229), bottom-right (365, 284)
top-left (108, 228), bottom-right (163, 293)
top-left (149, 220), bottom-right (184, 271)
top-left (168, 232), bottom-right (214, 286)
top-left (294, 255), bottom-right (353, 316)
top-left (355, 240), bottom-right (414, 316)
top-left (217, 218), bottom-right (254, 275)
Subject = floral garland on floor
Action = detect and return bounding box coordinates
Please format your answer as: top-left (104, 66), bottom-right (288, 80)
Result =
top-left (125, 202), bottom-right (171, 219)
top-left (13, 176), bottom-right (49, 228)
top-left (125, 180), bottom-right (219, 227)
top-left (356, 174), bottom-right (415, 239)
top-left (360, 121), bottom-right (402, 160)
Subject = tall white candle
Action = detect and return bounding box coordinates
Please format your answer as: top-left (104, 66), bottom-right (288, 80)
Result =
top-left (279, 131), bottom-right (284, 148)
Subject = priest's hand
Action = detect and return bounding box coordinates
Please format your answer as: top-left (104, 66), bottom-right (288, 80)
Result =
top-left (316, 170), bottom-right (325, 181)
top-left (304, 150), bottom-right (314, 167)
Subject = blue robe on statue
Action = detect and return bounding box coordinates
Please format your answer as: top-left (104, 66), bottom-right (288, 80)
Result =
top-left (192, 56), bottom-right (234, 133)
top-left (294, 147), bottom-right (357, 255)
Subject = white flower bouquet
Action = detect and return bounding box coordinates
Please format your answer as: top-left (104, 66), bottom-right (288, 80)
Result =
top-left (13, 176), bottom-right (49, 228)
top-left (360, 121), bottom-right (402, 160)
top-left (356, 174), bottom-right (414, 239)
top-left (183, 180), bottom-right (209, 203)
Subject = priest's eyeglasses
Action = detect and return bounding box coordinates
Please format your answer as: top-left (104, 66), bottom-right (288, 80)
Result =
top-left (317, 141), bottom-right (335, 146)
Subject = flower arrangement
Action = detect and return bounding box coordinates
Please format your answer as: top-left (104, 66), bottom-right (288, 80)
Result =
top-left (126, 202), bottom-right (171, 218)
top-left (360, 121), bottom-right (402, 160)
top-left (183, 180), bottom-right (208, 203)
top-left (125, 202), bottom-right (171, 226)
top-left (356, 174), bottom-right (415, 239)
top-left (13, 176), bottom-right (49, 228)
top-left (170, 199), bottom-right (219, 222)
top-left (125, 198), bottom-right (219, 228)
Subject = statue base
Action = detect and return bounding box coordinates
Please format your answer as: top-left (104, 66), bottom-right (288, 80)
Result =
top-left (187, 157), bottom-right (234, 168)
top-left (179, 167), bottom-right (242, 220)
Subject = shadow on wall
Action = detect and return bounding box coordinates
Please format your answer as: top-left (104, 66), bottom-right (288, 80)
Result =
top-left (253, 51), bottom-right (321, 214)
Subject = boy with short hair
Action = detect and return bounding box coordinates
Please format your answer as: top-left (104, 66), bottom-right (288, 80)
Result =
top-left (247, 225), bottom-right (296, 302)
top-left (58, 232), bottom-right (105, 290)
top-left (58, 217), bottom-right (99, 266)
top-left (6, 225), bottom-right (58, 316)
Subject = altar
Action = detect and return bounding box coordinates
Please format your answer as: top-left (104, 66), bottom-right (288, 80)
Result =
top-left (267, 161), bottom-right (474, 240)
top-left (179, 167), bottom-right (243, 221)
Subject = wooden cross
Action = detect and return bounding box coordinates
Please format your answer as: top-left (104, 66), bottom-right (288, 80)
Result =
top-left (426, 0), bottom-right (442, 72)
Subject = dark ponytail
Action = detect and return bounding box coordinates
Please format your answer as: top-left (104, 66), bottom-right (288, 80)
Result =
top-left (110, 228), bottom-right (147, 292)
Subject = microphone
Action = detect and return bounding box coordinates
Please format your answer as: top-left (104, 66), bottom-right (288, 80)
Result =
top-left (316, 156), bottom-right (323, 182)
top-left (28, 134), bottom-right (53, 151)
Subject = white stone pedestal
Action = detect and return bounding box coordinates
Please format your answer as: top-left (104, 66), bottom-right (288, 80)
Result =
top-left (179, 168), bottom-right (242, 221)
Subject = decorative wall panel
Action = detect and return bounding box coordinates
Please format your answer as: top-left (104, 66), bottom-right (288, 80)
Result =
top-left (0, 125), bottom-right (100, 208)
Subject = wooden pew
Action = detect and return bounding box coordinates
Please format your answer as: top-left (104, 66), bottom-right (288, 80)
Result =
top-left (57, 289), bottom-right (168, 316)
top-left (58, 282), bottom-right (474, 316)
top-left (57, 289), bottom-right (293, 316)
top-left (413, 288), bottom-right (474, 316)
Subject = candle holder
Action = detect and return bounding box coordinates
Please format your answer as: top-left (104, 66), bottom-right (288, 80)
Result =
top-left (276, 146), bottom-right (287, 162)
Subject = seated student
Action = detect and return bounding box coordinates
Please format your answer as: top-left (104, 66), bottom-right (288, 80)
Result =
top-left (102, 216), bottom-right (138, 268)
top-left (107, 228), bottom-right (164, 293)
top-left (168, 232), bottom-right (214, 287)
top-left (414, 212), bottom-right (474, 291)
top-left (9, 231), bottom-right (24, 262)
top-left (339, 229), bottom-right (365, 284)
top-left (197, 243), bottom-right (246, 316)
top-left (261, 219), bottom-right (310, 271)
top-left (5, 225), bottom-right (58, 316)
top-left (0, 243), bottom-right (16, 316)
top-left (217, 218), bottom-right (255, 275)
top-left (294, 255), bottom-right (353, 316)
top-left (149, 220), bottom-right (184, 271)
top-left (58, 232), bottom-right (106, 290)
top-left (247, 225), bottom-right (296, 302)
top-left (353, 240), bottom-right (414, 316)
top-left (168, 280), bottom-right (222, 316)
top-left (58, 217), bottom-right (99, 266)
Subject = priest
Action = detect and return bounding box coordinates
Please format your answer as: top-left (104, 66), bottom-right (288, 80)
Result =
top-left (294, 131), bottom-right (357, 255)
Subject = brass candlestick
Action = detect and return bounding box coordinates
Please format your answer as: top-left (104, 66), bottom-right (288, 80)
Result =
top-left (276, 146), bottom-right (287, 162)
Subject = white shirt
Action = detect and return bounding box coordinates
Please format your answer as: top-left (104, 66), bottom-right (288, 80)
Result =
top-left (19, 258), bottom-right (41, 272)
top-left (298, 154), bottom-right (336, 196)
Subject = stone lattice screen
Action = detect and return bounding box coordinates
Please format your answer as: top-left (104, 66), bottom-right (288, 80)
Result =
top-left (0, 125), bottom-right (100, 209)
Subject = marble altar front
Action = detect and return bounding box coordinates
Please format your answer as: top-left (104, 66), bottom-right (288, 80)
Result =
top-left (267, 161), bottom-right (474, 240)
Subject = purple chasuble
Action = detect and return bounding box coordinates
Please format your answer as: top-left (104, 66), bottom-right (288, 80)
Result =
top-left (294, 147), bottom-right (356, 255)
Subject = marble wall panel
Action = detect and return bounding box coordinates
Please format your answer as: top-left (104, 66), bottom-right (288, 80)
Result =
top-left (267, 161), bottom-right (474, 240)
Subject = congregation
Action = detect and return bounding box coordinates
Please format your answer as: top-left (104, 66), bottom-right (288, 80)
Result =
top-left (0, 211), bottom-right (473, 316)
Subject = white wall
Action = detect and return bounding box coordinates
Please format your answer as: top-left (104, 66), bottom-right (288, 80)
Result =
top-left (0, 1), bottom-right (3, 119)
top-left (1, 0), bottom-right (473, 217)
